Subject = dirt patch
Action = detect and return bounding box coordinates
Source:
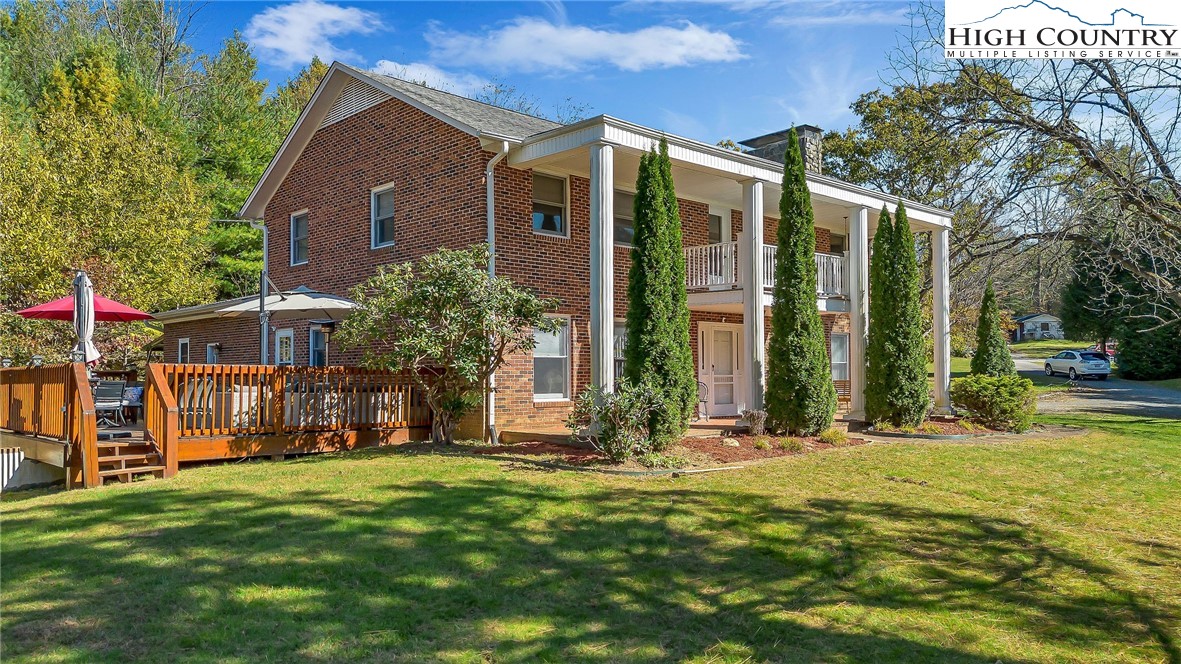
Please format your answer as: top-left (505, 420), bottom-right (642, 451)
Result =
top-left (678, 434), bottom-right (868, 463)
top-left (865, 418), bottom-right (1000, 436)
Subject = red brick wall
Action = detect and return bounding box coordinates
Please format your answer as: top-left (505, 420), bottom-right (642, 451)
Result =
top-left (162, 91), bottom-right (849, 432)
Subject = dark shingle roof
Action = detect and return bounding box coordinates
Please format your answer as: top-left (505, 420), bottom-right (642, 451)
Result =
top-left (359, 68), bottom-right (562, 139)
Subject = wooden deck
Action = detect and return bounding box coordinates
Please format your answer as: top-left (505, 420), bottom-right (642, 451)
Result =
top-left (1, 363), bottom-right (431, 488)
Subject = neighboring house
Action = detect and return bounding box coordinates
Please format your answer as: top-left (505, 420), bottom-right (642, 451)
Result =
top-left (155, 63), bottom-right (954, 437)
top-left (1012, 313), bottom-right (1064, 341)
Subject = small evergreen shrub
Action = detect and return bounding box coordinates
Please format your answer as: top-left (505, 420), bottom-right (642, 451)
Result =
top-left (949, 374), bottom-right (1036, 432)
top-left (753, 437), bottom-right (772, 451)
top-left (742, 409), bottom-right (768, 436)
top-left (970, 281), bottom-right (1016, 376)
top-left (777, 437), bottom-right (805, 452)
top-left (818, 428), bottom-right (848, 446)
top-left (567, 382), bottom-right (669, 463)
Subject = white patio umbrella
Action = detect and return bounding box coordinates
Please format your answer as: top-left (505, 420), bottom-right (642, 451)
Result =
top-left (215, 286), bottom-right (357, 321)
top-left (72, 270), bottom-right (102, 364)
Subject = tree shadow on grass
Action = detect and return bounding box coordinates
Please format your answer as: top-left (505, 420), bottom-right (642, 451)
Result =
top-left (2, 478), bottom-right (1177, 663)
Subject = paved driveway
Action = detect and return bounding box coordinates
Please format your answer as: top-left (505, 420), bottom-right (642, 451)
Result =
top-left (1014, 356), bottom-right (1181, 419)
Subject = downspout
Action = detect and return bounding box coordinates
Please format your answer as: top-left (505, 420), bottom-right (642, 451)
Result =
top-left (485, 140), bottom-right (510, 444)
top-left (249, 219), bottom-right (269, 365)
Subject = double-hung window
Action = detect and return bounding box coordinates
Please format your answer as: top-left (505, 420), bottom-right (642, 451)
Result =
top-left (533, 318), bottom-right (569, 400)
top-left (830, 333), bottom-right (849, 381)
top-left (614, 191), bottom-right (635, 247)
top-left (290, 212), bottom-right (309, 265)
top-left (532, 173), bottom-right (567, 236)
top-left (177, 338), bottom-right (190, 363)
top-left (613, 321), bottom-right (628, 378)
top-left (708, 213), bottom-right (724, 244)
top-left (309, 328), bottom-right (327, 367)
top-left (371, 185), bottom-right (395, 248)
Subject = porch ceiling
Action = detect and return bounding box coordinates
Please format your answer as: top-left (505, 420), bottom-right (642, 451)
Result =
top-left (529, 148), bottom-right (865, 234)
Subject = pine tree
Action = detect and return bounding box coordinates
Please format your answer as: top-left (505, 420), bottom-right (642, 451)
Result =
top-left (864, 206), bottom-right (896, 423)
top-left (765, 128), bottom-right (837, 435)
top-left (624, 139), bottom-right (695, 447)
top-left (970, 281), bottom-right (1015, 376)
top-left (865, 202), bottom-right (928, 426)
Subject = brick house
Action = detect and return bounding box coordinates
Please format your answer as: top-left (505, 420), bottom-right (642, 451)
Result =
top-left (155, 62), bottom-right (954, 438)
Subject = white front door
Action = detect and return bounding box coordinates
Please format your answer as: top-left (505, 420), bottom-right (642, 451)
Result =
top-left (700, 323), bottom-right (744, 417)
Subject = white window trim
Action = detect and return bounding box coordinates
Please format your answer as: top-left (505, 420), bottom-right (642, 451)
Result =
top-left (289, 209), bottom-right (309, 266)
top-left (308, 327), bottom-right (327, 367)
top-left (531, 170), bottom-right (570, 239)
top-left (830, 333), bottom-right (850, 381)
top-left (708, 205), bottom-right (732, 244)
top-left (614, 188), bottom-right (636, 248)
top-left (177, 338), bottom-right (190, 364)
top-left (205, 343), bottom-right (219, 364)
top-left (533, 314), bottom-right (571, 402)
top-left (370, 183), bottom-right (396, 249)
top-left (275, 328), bottom-right (295, 366)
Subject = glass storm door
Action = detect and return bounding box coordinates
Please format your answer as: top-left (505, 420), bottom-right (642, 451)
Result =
top-left (702, 326), bottom-right (741, 417)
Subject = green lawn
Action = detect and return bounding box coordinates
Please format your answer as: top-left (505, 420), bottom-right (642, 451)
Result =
top-left (3, 416), bottom-right (1180, 663)
top-left (1010, 338), bottom-right (1095, 359)
top-left (940, 356), bottom-right (1070, 395)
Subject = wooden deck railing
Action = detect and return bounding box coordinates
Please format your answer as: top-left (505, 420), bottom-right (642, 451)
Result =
top-left (144, 363), bottom-right (179, 478)
top-left (158, 364), bottom-right (430, 438)
top-left (1, 363), bottom-right (101, 487)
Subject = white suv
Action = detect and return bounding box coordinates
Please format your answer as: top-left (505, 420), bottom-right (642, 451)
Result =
top-left (1045, 350), bottom-right (1111, 381)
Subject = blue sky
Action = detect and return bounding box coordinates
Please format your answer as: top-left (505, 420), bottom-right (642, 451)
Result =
top-left (188, 0), bottom-right (914, 143)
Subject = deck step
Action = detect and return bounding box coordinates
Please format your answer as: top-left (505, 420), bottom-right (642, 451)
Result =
top-left (97, 453), bottom-right (161, 464)
top-left (97, 440), bottom-right (150, 449)
top-left (98, 465), bottom-right (165, 479)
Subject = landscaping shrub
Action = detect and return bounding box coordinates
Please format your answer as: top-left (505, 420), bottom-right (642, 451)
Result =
top-left (777, 437), bottom-right (805, 452)
top-left (949, 374), bottom-right (1036, 432)
top-left (753, 437), bottom-right (772, 451)
top-left (970, 281), bottom-right (1016, 376)
top-left (742, 409), bottom-right (768, 436)
top-left (818, 428), bottom-right (849, 446)
top-left (566, 382), bottom-right (669, 463)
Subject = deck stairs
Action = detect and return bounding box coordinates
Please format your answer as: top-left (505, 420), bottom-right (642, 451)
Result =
top-left (96, 437), bottom-right (165, 485)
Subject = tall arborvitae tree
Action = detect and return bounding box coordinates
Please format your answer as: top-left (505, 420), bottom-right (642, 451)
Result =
top-left (887, 202), bottom-right (930, 424)
top-left (765, 128), bottom-right (837, 435)
top-left (624, 139), bottom-right (696, 447)
top-left (864, 206), bottom-right (896, 423)
top-left (865, 203), bottom-right (928, 426)
top-left (971, 281), bottom-right (1016, 376)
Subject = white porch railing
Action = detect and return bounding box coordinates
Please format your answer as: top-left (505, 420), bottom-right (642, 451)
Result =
top-left (683, 244), bottom-right (848, 297)
top-left (685, 241), bottom-right (738, 290)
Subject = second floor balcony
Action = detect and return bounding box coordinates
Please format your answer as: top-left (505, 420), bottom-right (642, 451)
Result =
top-left (684, 242), bottom-right (848, 297)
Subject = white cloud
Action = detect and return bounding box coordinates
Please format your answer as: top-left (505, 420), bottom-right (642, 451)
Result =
top-left (426, 17), bottom-right (745, 73)
top-left (245, 0), bottom-right (381, 69)
top-left (770, 3), bottom-right (910, 27)
top-left (371, 60), bottom-right (488, 95)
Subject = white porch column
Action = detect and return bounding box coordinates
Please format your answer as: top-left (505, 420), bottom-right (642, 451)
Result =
top-left (742, 179), bottom-right (765, 411)
top-left (848, 206), bottom-right (869, 419)
top-left (932, 225), bottom-right (952, 413)
top-left (589, 142), bottom-right (615, 393)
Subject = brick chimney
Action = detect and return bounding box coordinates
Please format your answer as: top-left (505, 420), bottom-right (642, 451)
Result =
top-left (738, 124), bottom-right (823, 173)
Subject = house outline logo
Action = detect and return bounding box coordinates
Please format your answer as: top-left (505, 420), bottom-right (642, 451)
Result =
top-left (944, 0), bottom-right (1181, 59)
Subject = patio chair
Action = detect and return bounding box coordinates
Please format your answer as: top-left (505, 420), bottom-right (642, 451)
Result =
top-left (121, 385), bottom-right (144, 424)
top-left (180, 376), bottom-right (215, 431)
top-left (93, 380), bottom-right (127, 427)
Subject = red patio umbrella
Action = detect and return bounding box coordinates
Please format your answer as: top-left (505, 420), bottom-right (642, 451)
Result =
top-left (16, 294), bottom-right (154, 322)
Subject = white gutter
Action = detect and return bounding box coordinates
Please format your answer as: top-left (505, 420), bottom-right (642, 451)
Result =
top-left (484, 141), bottom-right (510, 444)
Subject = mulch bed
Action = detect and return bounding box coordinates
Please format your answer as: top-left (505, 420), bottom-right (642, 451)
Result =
top-left (863, 417), bottom-right (1001, 436)
top-left (678, 434), bottom-right (869, 464)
